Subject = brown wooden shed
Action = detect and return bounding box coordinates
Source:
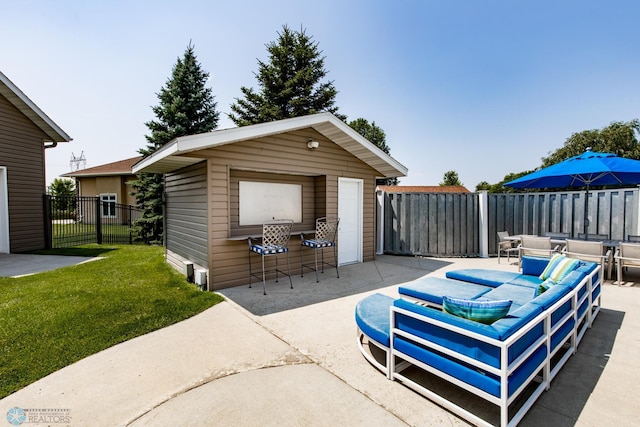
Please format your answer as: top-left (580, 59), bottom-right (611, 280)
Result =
top-left (134, 113), bottom-right (408, 290)
top-left (0, 71), bottom-right (71, 253)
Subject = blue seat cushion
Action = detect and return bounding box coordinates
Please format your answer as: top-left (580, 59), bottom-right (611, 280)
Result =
top-left (481, 283), bottom-right (536, 307)
top-left (521, 256), bottom-right (553, 276)
top-left (398, 277), bottom-right (491, 306)
top-left (355, 293), bottom-right (394, 348)
top-left (507, 275), bottom-right (544, 290)
top-left (557, 270), bottom-right (587, 289)
top-left (446, 269), bottom-right (521, 288)
top-left (302, 239), bottom-right (335, 248)
top-left (531, 281), bottom-right (572, 309)
top-left (575, 261), bottom-right (598, 276)
top-left (250, 244), bottom-right (289, 255)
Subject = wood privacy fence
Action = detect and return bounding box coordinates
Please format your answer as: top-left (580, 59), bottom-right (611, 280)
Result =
top-left (377, 187), bottom-right (640, 257)
top-left (379, 192), bottom-right (480, 256)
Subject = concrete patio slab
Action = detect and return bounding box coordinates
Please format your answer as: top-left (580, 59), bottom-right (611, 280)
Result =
top-left (130, 364), bottom-right (407, 427)
top-left (1, 255), bottom-right (638, 427)
top-left (0, 253), bottom-right (98, 277)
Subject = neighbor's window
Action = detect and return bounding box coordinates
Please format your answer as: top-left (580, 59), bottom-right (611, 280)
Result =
top-left (239, 181), bottom-right (302, 225)
top-left (100, 193), bottom-right (116, 218)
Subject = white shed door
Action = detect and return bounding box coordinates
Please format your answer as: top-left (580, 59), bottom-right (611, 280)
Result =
top-left (0, 167), bottom-right (9, 253)
top-left (338, 177), bottom-right (363, 265)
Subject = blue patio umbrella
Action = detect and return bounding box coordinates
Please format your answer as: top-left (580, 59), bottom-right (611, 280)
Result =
top-left (504, 148), bottom-right (640, 237)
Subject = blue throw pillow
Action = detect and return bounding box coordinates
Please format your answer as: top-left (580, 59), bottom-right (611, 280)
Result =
top-left (442, 296), bottom-right (512, 324)
top-left (535, 278), bottom-right (556, 297)
top-left (539, 254), bottom-right (581, 283)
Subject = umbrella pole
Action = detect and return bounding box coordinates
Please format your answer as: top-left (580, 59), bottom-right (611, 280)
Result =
top-left (583, 184), bottom-right (590, 239)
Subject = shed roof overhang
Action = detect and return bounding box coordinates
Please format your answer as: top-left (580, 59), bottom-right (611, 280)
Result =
top-left (132, 112), bottom-right (408, 178)
top-left (0, 71), bottom-right (72, 143)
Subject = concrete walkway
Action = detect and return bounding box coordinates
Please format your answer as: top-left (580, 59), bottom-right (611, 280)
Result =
top-left (1, 256), bottom-right (639, 426)
top-left (0, 253), bottom-right (98, 277)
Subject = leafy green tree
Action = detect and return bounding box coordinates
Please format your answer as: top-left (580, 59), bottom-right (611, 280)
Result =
top-left (475, 181), bottom-right (491, 191)
top-left (48, 178), bottom-right (75, 197)
top-left (440, 170), bottom-right (463, 187)
top-left (48, 178), bottom-right (76, 218)
top-left (475, 170), bottom-right (536, 193)
top-left (348, 118), bottom-right (398, 185)
top-left (541, 119), bottom-right (640, 166)
top-left (132, 43), bottom-right (219, 243)
top-left (229, 25), bottom-right (345, 126)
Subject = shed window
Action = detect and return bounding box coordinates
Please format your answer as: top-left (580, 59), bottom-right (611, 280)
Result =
top-left (239, 181), bottom-right (302, 225)
top-left (100, 193), bottom-right (116, 218)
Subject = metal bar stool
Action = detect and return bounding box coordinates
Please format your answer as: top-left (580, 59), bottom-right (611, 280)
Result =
top-left (248, 219), bottom-right (293, 295)
top-left (300, 217), bottom-right (339, 282)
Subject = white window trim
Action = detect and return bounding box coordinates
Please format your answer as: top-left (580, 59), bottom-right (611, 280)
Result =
top-left (100, 193), bottom-right (117, 218)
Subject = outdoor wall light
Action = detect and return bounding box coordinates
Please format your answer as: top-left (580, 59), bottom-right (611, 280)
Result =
top-left (307, 139), bottom-right (320, 150)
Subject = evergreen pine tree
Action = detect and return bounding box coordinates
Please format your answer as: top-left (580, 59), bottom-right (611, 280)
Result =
top-left (229, 25), bottom-right (345, 126)
top-left (132, 43), bottom-right (219, 243)
top-left (348, 118), bottom-right (398, 185)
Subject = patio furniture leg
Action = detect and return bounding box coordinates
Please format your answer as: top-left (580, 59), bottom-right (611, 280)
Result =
top-left (607, 252), bottom-right (613, 281)
top-left (286, 252), bottom-right (293, 289)
top-left (334, 245), bottom-right (339, 278)
top-left (261, 254), bottom-right (266, 295)
top-left (248, 250), bottom-right (253, 289)
top-left (299, 244), bottom-right (304, 278)
top-left (314, 246), bottom-right (319, 282)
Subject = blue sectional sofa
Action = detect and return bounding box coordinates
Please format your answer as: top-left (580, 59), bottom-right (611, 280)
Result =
top-left (355, 255), bottom-right (601, 427)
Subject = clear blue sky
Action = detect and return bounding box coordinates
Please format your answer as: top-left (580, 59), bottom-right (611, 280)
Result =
top-left (2, 0), bottom-right (639, 189)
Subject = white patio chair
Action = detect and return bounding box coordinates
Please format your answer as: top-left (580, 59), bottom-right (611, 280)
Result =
top-left (519, 236), bottom-right (559, 267)
top-left (248, 219), bottom-right (294, 295)
top-left (615, 242), bottom-right (640, 285)
top-left (562, 239), bottom-right (611, 281)
top-left (497, 231), bottom-right (519, 264)
top-left (300, 217), bottom-right (339, 282)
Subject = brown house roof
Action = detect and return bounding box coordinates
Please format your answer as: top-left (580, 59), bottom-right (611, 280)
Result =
top-left (63, 156), bottom-right (143, 177)
top-left (377, 185), bottom-right (471, 193)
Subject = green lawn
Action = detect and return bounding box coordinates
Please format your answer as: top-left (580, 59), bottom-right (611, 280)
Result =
top-left (0, 244), bottom-right (223, 399)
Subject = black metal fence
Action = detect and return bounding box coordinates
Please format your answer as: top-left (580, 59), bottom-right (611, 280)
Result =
top-left (44, 195), bottom-right (144, 248)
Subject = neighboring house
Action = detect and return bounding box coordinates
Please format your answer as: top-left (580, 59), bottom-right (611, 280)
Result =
top-left (377, 185), bottom-right (471, 193)
top-left (62, 156), bottom-right (142, 206)
top-left (134, 112), bottom-right (408, 290)
top-left (0, 71), bottom-right (71, 253)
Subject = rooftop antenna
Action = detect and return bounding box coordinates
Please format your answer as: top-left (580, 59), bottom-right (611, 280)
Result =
top-left (70, 151), bottom-right (87, 171)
